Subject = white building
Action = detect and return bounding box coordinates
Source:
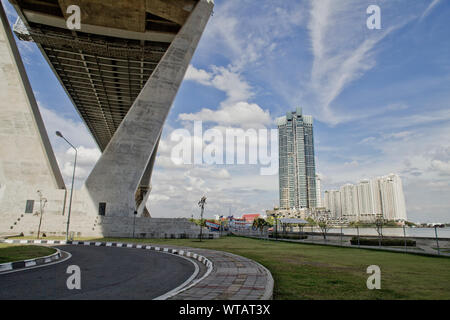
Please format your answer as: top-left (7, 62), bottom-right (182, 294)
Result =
top-left (378, 174), bottom-right (407, 221)
top-left (340, 184), bottom-right (360, 221)
top-left (357, 179), bottom-right (377, 220)
top-left (324, 190), bottom-right (342, 218)
top-left (315, 174), bottom-right (322, 207)
top-left (323, 174), bottom-right (407, 222)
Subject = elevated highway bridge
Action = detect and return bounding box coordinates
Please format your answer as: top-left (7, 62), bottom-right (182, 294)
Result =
top-left (0, 0), bottom-right (214, 236)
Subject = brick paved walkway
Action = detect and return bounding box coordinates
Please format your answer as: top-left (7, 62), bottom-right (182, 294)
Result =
top-left (166, 247), bottom-right (273, 300)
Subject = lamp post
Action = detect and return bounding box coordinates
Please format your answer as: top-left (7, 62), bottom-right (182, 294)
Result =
top-left (56, 131), bottom-right (77, 242)
top-left (274, 214), bottom-right (278, 240)
top-left (434, 226), bottom-right (440, 256)
top-left (133, 210), bottom-right (137, 238)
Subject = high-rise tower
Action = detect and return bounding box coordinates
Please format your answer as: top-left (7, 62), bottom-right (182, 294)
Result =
top-left (277, 108), bottom-right (317, 209)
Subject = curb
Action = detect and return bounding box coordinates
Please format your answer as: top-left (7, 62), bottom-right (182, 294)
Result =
top-left (0, 247), bottom-right (63, 273)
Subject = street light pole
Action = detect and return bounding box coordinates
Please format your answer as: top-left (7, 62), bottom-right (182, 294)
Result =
top-left (133, 210), bottom-right (137, 238)
top-left (56, 131), bottom-right (77, 242)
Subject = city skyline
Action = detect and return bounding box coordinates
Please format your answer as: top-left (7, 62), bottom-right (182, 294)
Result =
top-left (1, 0), bottom-right (449, 222)
top-left (324, 173), bottom-right (407, 222)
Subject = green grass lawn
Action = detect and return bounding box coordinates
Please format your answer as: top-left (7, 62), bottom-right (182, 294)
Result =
top-left (0, 244), bottom-right (56, 264)
top-left (95, 235), bottom-right (450, 300)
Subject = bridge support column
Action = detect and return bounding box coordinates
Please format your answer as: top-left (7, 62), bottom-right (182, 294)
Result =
top-left (0, 3), bottom-right (66, 232)
top-left (83, 0), bottom-right (214, 219)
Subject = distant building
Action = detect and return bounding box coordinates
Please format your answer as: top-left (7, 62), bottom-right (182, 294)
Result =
top-left (315, 174), bottom-right (322, 207)
top-left (277, 108), bottom-right (317, 210)
top-left (242, 214), bottom-right (260, 223)
top-left (324, 190), bottom-right (342, 218)
top-left (378, 174), bottom-right (407, 221)
top-left (324, 174), bottom-right (407, 222)
top-left (340, 184), bottom-right (360, 221)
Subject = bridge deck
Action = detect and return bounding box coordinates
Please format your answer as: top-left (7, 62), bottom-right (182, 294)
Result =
top-left (10, 0), bottom-right (198, 150)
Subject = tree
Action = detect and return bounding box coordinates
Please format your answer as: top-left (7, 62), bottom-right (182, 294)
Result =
top-left (265, 216), bottom-right (275, 227)
top-left (375, 216), bottom-right (384, 246)
top-left (375, 217), bottom-right (384, 237)
top-left (317, 216), bottom-right (330, 240)
top-left (35, 190), bottom-right (47, 239)
top-left (253, 218), bottom-right (269, 236)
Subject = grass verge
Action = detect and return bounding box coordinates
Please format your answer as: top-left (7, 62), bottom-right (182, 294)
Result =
top-left (0, 244), bottom-right (56, 264)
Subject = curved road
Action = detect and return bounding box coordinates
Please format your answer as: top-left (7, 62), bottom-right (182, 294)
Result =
top-left (0, 245), bottom-right (195, 300)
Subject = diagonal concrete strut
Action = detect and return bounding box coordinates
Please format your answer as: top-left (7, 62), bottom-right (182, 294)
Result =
top-left (83, 0), bottom-right (214, 217)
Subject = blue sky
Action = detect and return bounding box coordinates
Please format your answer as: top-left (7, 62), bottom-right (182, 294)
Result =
top-left (2, 0), bottom-right (450, 222)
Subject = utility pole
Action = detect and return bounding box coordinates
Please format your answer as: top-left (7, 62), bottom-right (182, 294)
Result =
top-left (133, 210), bottom-right (137, 238)
top-left (198, 196), bottom-right (207, 242)
top-left (56, 131), bottom-right (77, 241)
top-left (434, 226), bottom-right (440, 256)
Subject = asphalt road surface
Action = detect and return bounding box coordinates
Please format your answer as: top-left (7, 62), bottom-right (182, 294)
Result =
top-left (0, 245), bottom-right (195, 300)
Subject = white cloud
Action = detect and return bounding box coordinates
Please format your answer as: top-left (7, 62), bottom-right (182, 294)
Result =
top-left (39, 105), bottom-right (97, 150)
top-left (421, 0), bottom-right (443, 20)
top-left (179, 101), bottom-right (272, 129)
top-left (60, 146), bottom-right (101, 186)
top-left (184, 65), bottom-right (212, 85)
top-left (200, 0), bottom-right (306, 70)
top-left (306, 0), bottom-right (413, 125)
top-left (430, 160), bottom-right (450, 175)
top-left (149, 194), bottom-right (170, 202)
top-left (38, 105), bottom-right (98, 187)
top-left (185, 65), bottom-right (253, 106)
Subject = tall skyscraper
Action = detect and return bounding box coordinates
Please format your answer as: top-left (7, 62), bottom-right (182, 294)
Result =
top-left (277, 108), bottom-right (317, 209)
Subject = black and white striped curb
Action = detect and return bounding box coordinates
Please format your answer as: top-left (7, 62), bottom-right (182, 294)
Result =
top-left (0, 247), bottom-right (63, 273)
top-left (1, 239), bottom-right (66, 245)
top-left (68, 241), bottom-right (213, 268)
top-left (0, 239), bottom-right (214, 299)
top-left (0, 239), bottom-right (213, 268)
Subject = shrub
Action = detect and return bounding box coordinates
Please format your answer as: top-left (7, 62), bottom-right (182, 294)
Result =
top-left (350, 237), bottom-right (416, 247)
top-left (269, 234), bottom-right (308, 240)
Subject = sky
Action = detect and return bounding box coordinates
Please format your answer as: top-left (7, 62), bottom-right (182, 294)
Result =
top-left (2, 0), bottom-right (450, 223)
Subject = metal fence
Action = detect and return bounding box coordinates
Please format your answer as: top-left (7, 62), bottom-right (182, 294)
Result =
top-left (229, 225), bottom-right (446, 257)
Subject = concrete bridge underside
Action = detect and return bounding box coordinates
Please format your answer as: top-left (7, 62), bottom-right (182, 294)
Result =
top-left (0, 0), bottom-right (214, 237)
